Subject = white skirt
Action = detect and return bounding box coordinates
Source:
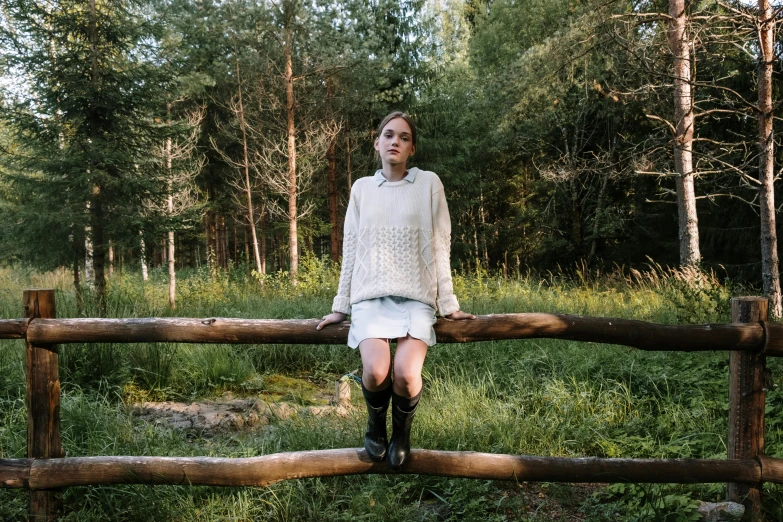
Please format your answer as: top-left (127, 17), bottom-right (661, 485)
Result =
top-left (347, 296), bottom-right (437, 349)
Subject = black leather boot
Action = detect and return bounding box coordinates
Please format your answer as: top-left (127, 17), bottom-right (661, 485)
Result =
top-left (388, 390), bottom-right (421, 469)
top-left (362, 383), bottom-right (392, 462)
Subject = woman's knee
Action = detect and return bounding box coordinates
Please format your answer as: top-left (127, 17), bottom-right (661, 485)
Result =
top-left (363, 361), bottom-right (390, 386)
top-left (392, 363), bottom-right (422, 393)
top-left (359, 339), bottom-right (391, 387)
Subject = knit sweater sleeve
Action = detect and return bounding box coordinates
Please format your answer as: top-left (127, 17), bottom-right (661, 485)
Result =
top-left (332, 183), bottom-right (360, 314)
top-left (432, 181), bottom-right (460, 316)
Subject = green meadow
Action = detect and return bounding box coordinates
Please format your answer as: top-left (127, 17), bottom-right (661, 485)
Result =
top-left (1, 261), bottom-right (782, 521)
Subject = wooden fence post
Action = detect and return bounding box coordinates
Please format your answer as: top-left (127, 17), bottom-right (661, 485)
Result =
top-left (24, 289), bottom-right (63, 521)
top-left (728, 296), bottom-right (768, 521)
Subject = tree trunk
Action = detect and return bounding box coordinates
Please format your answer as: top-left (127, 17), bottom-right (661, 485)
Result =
top-left (166, 120), bottom-right (176, 309)
top-left (223, 219), bottom-right (228, 268)
top-left (168, 229), bottom-right (175, 308)
top-left (84, 235), bottom-right (94, 286)
top-left (223, 216), bottom-right (229, 269)
top-left (345, 120), bottom-right (352, 189)
top-left (668, 0), bottom-right (700, 267)
top-left (108, 240), bottom-right (114, 277)
top-left (327, 79), bottom-right (340, 263)
top-left (244, 218), bottom-right (250, 268)
top-left (207, 211), bottom-right (217, 274)
top-left (84, 205), bottom-right (94, 288)
top-left (328, 142), bottom-right (339, 261)
top-left (284, 9), bottom-right (299, 281)
top-left (472, 212), bottom-right (480, 267)
top-left (87, 0), bottom-right (106, 313)
top-left (260, 208), bottom-right (267, 274)
top-left (275, 233), bottom-right (282, 273)
top-left (73, 254), bottom-right (82, 315)
top-left (479, 185), bottom-right (489, 267)
top-left (588, 174), bottom-right (609, 261)
top-left (217, 214), bottom-right (223, 269)
top-left (214, 214), bottom-right (221, 269)
top-left (568, 179), bottom-right (582, 250)
top-left (91, 188), bottom-right (106, 314)
top-left (204, 213), bottom-right (211, 272)
top-left (139, 231), bottom-right (149, 281)
top-left (758, 0), bottom-right (782, 319)
top-left (232, 51), bottom-right (264, 277)
top-left (218, 215), bottom-right (225, 269)
top-left (269, 232), bottom-right (274, 272)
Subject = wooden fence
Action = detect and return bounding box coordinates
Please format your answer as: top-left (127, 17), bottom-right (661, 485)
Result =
top-left (0, 289), bottom-right (781, 521)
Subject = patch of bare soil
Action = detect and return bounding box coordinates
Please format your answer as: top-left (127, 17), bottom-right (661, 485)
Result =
top-left (512, 482), bottom-right (602, 521)
top-left (132, 394), bottom-right (352, 435)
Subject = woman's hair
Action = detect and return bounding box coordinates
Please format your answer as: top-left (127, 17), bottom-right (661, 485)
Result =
top-left (375, 111), bottom-right (417, 148)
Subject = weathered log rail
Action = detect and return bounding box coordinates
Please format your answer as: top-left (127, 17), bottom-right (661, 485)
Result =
top-left (1, 452), bottom-right (779, 489)
top-left (0, 291), bottom-right (778, 521)
top-left (3, 313), bottom-right (783, 354)
top-left (0, 318), bottom-right (28, 339)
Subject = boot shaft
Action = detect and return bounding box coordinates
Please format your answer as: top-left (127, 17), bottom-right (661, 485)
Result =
top-left (362, 383), bottom-right (391, 462)
top-left (388, 390), bottom-right (420, 469)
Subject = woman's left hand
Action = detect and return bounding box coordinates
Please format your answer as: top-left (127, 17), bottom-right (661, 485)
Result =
top-left (445, 310), bottom-right (476, 320)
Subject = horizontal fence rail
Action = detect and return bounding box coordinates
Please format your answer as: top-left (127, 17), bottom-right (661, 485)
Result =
top-left (2, 451), bottom-right (781, 489)
top-left (0, 318), bottom-right (28, 339)
top-left (0, 314), bottom-right (780, 355)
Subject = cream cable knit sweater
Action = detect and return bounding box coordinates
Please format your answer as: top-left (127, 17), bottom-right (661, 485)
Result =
top-left (331, 167), bottom-right (460, 316)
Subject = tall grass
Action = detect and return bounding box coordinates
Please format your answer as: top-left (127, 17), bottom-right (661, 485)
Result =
top-left (0, 260), bottom-right (779, 520)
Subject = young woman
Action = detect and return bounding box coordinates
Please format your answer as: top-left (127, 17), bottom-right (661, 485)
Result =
top-left (317, 111), bottom-right (474, 468)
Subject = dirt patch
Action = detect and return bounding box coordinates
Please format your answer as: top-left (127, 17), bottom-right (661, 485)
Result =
top-left (132, 394), bottom-right (352, 435)
top-left (512, 482), bottom-right (602, 521)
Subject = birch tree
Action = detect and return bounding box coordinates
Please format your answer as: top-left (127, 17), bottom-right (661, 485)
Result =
top-left (667, 0), bottom-right (700, 267)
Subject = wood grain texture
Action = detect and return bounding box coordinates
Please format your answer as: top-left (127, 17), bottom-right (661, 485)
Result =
top-left (761, 321), bottom-right (783, 356)
top-left (24, 289), bottom-right (62, 521)
top-left (0, 318), bottom-right (29, 339)
top-left (758, 455), bottom-right (783, 483)
top-left (25, 314), bottom-right (767, 353)
top-left (0, 452), bottom-right (765, 489)
top-left (728, 297), bottom-right (768, 519)
top-left (0, 459), bottom-right (31, 488)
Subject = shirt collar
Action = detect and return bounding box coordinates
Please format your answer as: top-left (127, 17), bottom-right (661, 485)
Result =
top-left (374, 167), bottom-right (418, 186)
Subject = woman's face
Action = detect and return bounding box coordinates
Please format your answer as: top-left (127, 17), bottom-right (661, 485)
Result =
top-left (374, 117), bottom-right (415, 167)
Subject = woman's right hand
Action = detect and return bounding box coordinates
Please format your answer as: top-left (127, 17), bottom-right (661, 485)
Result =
top-left (316, 312), bottom-right (347, 330)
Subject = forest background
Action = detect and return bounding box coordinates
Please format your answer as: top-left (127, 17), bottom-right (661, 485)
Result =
top-left (3, 0), bottom-right (783, 520)
top-left (1, 0), bottom-right (782, 314)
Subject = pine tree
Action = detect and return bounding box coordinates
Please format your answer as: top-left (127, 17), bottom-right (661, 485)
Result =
top-left (0, 0), bottom-right (172, 311)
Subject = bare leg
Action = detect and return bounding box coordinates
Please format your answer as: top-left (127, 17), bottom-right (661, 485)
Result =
top-left (359, 338), bottom-right (392, 391)
top-left (392, 335), bottom-right (428, 397)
